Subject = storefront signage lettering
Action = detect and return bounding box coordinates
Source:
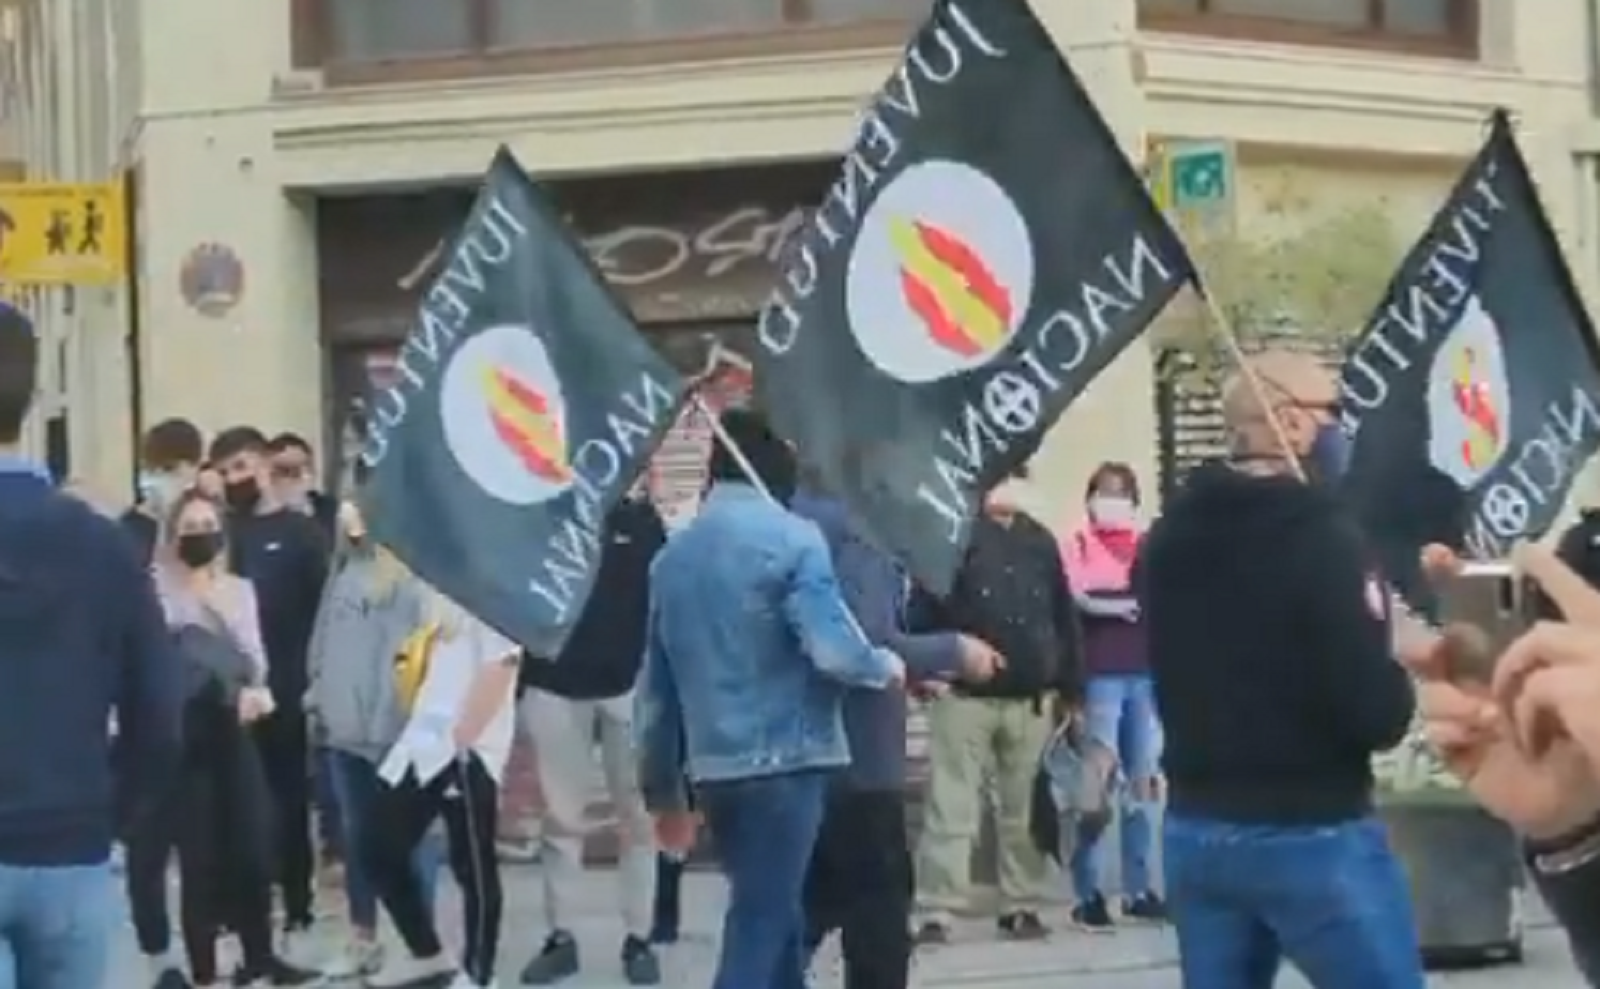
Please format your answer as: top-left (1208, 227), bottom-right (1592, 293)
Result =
top-left (583, 205), bottom-right (808, 287)
top-left (396, 204), bottom-right (808, 317)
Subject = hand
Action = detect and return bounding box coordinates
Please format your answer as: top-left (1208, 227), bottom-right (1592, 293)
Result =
top-left (1414, 543), bottom-right (1600, 840)
top-left (1420, 543), bottom-right (1464, 581)
top-left (1416, 676), bottom-right (1600, 840)
top-left (654, 811), bottom-right (700, 854)
top-left (1494, 546), bottom-right (1600, 723)
top-left (956, 635), bottom-right (1004, 683)
top-left (236, 687), bottom-right (274, 724)
top-left (880, 651), bottom-right (907, 688)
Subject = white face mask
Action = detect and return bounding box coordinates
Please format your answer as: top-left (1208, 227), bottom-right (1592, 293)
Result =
top-left (1087, 495), bottom-right (1137, 528)
top-left (139, 471), bottom-right (186, 512)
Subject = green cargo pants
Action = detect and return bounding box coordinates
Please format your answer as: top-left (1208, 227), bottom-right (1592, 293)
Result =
top-left (914, 694), bottom-right (1054, 920)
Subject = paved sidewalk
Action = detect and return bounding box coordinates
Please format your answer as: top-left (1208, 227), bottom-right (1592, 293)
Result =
top-left (106, 866), bottom-right (1585, 987)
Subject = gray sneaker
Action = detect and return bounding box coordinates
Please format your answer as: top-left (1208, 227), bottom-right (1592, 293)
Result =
top-left (621, 936), bottom-right (661, 987)
top-left (519, 932), bottom-right (579, 985)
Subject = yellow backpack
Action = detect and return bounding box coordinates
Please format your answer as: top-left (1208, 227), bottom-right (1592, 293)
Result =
top-left (394, 621), bottom-right (441, 713)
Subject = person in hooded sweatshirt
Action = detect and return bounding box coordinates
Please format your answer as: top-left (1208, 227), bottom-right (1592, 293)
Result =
top-left (1140, 349), bottom-right (1421, 989)
top-left (790, 474), bottom-right (1001, 989)
top-left (306, 501), bottom-right (445, 981)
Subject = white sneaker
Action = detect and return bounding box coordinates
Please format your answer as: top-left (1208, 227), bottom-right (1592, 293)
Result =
top-left (320, 938), bottom-right (382, 979)
top-left (366, 953), bottom-right (456, 988)
top-left (276, 926), bottom-right (325, 969)
top-left (447, 974), bottom-right (497, 989)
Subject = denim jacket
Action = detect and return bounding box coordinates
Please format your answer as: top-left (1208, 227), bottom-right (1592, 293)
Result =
top-left (635, 484), bottom-right (899, 811)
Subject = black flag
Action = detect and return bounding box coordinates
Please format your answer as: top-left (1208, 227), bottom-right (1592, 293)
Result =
top-left (752, 0), bottom-right (1194, 592)
top-left (360, 149), bottom-right (688, 657)
top-left (1340, 110), bottom-right (1600, 609)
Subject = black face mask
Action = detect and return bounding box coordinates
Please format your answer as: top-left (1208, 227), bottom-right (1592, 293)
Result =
top-left (176, 531), bottom-right (224, 568)
top-left (223, 477), bottom-right (261, 511)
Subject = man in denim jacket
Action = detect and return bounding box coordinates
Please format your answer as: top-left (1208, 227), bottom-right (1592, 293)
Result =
top-left (636, 410), bottom-right (905, 989)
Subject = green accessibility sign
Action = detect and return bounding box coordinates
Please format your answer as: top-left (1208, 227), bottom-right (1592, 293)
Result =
top-left (1167, 140), bottom-right (1233, 212)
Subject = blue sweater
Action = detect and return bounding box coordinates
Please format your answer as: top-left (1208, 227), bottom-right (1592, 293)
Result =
top-left (0, 467), bottom-right (184, 865)
top-left (791, 489), bottom-right (961, 790)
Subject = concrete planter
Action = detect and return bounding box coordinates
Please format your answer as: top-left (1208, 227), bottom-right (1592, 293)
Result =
top-left (1379, 794), bottom-right (1524, 968)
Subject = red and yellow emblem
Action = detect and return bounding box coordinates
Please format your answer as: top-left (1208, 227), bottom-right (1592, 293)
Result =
top-left (1450, 345), bottom-right (1502, 471)
top-left (482, 365), bottom-right (572, 484)
top-left (887, 217), bottom-right (1013, 358)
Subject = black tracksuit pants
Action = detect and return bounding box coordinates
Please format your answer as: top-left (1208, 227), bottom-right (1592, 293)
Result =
top-left (804, 786), bottom-right (915, 989)
top-left (367, 754), bottom-right (503, 986)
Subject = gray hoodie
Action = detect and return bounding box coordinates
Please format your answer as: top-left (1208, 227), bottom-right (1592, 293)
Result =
top-left (306, 547), bottom-right (426, 762)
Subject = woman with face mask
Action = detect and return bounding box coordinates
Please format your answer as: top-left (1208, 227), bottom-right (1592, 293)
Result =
top-left (128, 490), bottom-right (318, 989)
top-left (1061, 461), bottom-right (1166, 932)
top-left (307, 502), bottom-right (445, 980)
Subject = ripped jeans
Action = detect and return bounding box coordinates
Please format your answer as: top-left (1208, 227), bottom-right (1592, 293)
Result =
top-left (1068, 674), bottom-right (1162, 901)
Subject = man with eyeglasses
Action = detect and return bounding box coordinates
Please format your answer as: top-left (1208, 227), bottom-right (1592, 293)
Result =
top-left (1141, 350), bottom-right (1424, 989)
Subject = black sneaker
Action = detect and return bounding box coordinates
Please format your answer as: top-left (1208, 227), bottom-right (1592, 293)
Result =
top-left (998, 910), bottom-right (1050, 941)
top-left (520, 931), bottom-right (580, 985)
top-left (621, 935), bottom-right (662, 986)
top-left (152, 969), bottom-right (191, 989)
top-left (913, 920), bottom-right (952, 946)
top-left (231, 956), bottom-right (320, 987)
top-left (1072, 895), bottom-right (1116, 933)
top-left (1123, 891), bottom-right (1168, 924)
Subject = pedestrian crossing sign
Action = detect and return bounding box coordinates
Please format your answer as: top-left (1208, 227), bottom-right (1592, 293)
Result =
top-left (0, 181), bottom-right (127, 286)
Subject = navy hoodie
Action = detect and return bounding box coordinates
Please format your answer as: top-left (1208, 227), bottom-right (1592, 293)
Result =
top-left (0, 467), bottom-right (184, 864)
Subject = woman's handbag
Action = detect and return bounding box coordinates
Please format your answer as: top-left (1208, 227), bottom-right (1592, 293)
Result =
top-left (394, 620), bottom-right (442, 713)
top-left (1029, 715), bottom-right (1119, 864)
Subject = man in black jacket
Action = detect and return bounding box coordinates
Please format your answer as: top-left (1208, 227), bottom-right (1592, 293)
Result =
top-left (1142, 350), bottom-right (1422, 989)
top-left (910, 466), bottom-right (1084, 945)
top-left (517, 490), bottom-right (667, 987)
top-left (208, 425), bottom-right (331, 958)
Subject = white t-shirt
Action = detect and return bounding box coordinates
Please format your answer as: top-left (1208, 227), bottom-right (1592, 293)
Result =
top-left (378, 613), bottom-right (519, 787)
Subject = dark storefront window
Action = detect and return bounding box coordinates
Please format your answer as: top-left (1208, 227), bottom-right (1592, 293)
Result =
top-left (1139, 0), bottom-right (1477, 55)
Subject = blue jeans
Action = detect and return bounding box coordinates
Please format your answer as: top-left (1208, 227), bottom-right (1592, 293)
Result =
top-left (700, 771), bottom-right (831, 989)
top-left (1164, 814), bottom-right (1425, 989)
top-left (323, 749), bottom-right (444, 931)
top-left (0, 861), bottom-right (115, 989)
top-left (1069, 674), bottom-right (1161, 900)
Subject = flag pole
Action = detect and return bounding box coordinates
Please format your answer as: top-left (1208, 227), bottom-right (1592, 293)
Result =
top-left (1193, 285), bottom-right (1308, 483)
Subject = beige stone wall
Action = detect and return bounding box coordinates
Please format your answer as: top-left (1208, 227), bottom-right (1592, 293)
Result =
top-left (14, 0), bottom-right (1598, 521)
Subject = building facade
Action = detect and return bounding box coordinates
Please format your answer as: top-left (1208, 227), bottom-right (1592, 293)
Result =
top-left (12, 0), bottom-right (1600, 518)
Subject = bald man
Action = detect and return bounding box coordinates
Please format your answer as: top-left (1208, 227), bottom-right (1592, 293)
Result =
top-left (1138, 350), bottom-right (1424, 989)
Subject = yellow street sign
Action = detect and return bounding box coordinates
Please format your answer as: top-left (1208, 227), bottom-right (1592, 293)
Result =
top-left (0, 182), bottom-right (127, 286)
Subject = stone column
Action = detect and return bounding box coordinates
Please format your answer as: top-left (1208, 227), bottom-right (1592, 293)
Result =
top-left (1025, 0), bottom-right (1159, 521)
